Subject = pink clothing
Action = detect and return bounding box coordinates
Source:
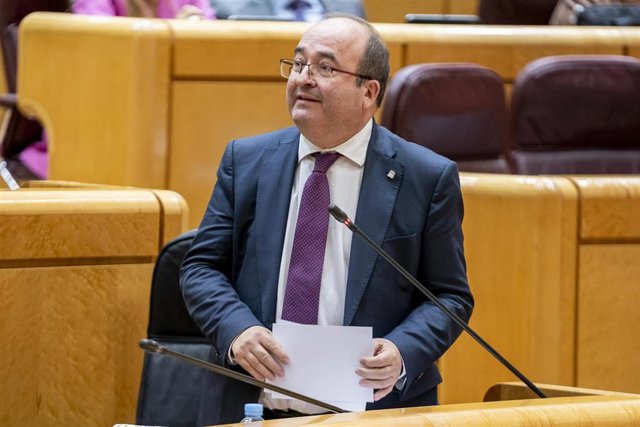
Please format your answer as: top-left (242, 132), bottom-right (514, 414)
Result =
top-left (72, 0), bottom-right (215, 19)
top-left (18, 139), bottom-right (48, 179)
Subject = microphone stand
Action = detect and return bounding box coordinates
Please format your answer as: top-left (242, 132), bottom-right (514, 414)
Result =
top-left (328, 205), bottom-right (547, 399)
top-left (139, 339), bottom-right (348, 413)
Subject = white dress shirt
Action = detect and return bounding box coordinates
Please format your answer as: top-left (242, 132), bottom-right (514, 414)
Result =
top-left (262, 119), bottom-right (372, 413)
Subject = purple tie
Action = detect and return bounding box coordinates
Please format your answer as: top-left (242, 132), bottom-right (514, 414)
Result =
top-left (281, 152), bottom-right (341, 324)
top-left (286, 0), bottom-right (311, 21)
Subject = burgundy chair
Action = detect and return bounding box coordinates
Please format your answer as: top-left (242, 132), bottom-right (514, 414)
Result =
top-left (1, 24), bottom-right (42, 160)
top-left (510, 55), bottom-right (640, 174)
top-left (381, 63), bottom-right (511, 173)
top-left (478, 0), bottom-right (558, 25)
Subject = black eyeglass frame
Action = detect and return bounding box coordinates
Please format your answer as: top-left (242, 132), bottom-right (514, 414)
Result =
top-left (280, 59), bottom-right (372, 81)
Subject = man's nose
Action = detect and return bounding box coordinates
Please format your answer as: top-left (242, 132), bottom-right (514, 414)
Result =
top-left (296, 64), bottom-right (315, 85)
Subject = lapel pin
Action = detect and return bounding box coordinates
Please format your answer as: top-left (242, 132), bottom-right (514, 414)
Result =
top-left (387, 170), bottom-right (396, 180)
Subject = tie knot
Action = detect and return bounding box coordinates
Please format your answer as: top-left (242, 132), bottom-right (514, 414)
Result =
top-left (312, 152), bottom-right (341, 173)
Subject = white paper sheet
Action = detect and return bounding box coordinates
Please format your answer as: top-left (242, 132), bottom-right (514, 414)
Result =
top-left (267, 323), bottom-right (374, 409)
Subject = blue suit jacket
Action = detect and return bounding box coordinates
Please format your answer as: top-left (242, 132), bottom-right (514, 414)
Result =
top-left (180, 123), bottom-right (473, 425)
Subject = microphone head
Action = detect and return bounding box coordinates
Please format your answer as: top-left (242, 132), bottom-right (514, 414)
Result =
top-left (328, 205), bottom-right (349, 223)
top-left (139, 338), bottom-right (165, 354)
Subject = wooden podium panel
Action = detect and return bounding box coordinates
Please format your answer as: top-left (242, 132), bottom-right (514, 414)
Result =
top-left (1, 264), bottom-right (152, 425)
top-left (578, 245), bottom-right (640, 393)
top-left (439, 174), bottom-right (578, 404)
top-left (569, 177), bottom-right (640, 394)
top-left (0, 184), bottom-right (189, 427)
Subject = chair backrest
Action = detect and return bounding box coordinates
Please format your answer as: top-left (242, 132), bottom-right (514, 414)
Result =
top-left (136, 229), bottom-right (212, 427)
top-left (381, 63), bottom-right (511, 173)
top-left (0, 0), bottom-right (69, 28)
top-left (510, 55), bottom-right (640, 174)
top-left (478, 0), bottom-right (558, 25)
top-left (1, 23), bottom-right (43, 159)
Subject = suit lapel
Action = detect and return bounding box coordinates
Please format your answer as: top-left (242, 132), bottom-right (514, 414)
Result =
top-left (344, 125), bottom-right (403, 325)
top-left (255, 130), bottom-right (299, 326)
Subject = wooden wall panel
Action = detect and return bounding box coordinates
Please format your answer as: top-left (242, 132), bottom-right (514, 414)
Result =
top-left (362, 0), bottom-right (479, 22)
top-left (577, 245), bottom-right (640, 394)
top-left (171, 20), bottom-right (302, 78)
top-left (403, 26), bottom-right (624, 82)
top-left (170, 20), bottom-right (405, 79)
top-left (448, 0), bottom-right (478, 14)
top-left (0, 264), bottom-right (153, 426)
top-left (439, 174), bottom-right (578, 404)
top-left (363, 0), bottom-right (445, 23)
top-left (169, 81), bottom-right (292, 226)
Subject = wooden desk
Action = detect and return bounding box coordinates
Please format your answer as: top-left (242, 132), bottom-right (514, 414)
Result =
top-left (0, 182), bottom-right (188, 426)
top-left (215, 394), bottom-right (640, 426)
top-left (443, 174), bottom-right (578, 403)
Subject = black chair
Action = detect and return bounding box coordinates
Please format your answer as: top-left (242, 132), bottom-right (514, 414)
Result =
top-left (136, 230), bottom-right (213, 427)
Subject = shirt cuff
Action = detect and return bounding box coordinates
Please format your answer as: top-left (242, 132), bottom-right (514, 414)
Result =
top-left (394, 358), bottom-right (407, 390)
top-left (227, 337), bottom-right (239, 365)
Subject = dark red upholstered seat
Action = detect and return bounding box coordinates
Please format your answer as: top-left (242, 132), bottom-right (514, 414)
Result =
top-left (510, 55), bottom-right (640, 174)
top-left (477, 0), bottom-right (558, 25)
top-left (381, 63), bottom-right (511, 173)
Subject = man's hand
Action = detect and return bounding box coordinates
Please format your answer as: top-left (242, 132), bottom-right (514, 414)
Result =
top-left (356, 338), bottom-right (403, 401)
top-left (231, 325), bottom-right (290, 381)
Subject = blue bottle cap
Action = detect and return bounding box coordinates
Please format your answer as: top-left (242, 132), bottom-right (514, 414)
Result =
top-left (244, 403), bottom-right (263, 417)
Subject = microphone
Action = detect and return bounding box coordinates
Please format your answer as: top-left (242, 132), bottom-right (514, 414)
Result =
top-left (139, 339), bottom-right (347, 413)
top-left (328, 205), bottom-right (547, 399)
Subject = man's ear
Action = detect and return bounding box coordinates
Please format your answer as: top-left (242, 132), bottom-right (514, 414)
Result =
top-left (363, 79), bottom-right (381, 109)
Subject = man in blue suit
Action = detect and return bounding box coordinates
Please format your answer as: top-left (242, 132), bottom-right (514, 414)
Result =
top-left (180, 14), bottom-right (473, 425)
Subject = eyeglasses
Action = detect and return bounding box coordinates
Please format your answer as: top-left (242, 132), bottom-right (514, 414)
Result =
top-left (280, 59), bottom-right (372, 82)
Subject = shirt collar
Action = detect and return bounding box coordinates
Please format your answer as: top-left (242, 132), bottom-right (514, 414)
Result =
top-left (297, 118), bottom-right (372, 167)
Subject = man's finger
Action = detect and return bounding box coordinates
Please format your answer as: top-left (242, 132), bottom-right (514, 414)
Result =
top-left (374, 385), bottom-right (394, 401)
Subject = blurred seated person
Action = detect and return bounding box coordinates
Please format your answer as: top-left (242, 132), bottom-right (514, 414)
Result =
top-left (211, 0), bottom-right (365, 22)
top-left (72, 0), bottom-right (215, 19)
top-left (550, 0), bottom-right (640, 24)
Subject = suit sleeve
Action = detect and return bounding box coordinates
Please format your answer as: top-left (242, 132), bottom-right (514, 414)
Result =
top-left (385, 161), bottom-right (474, 396)
top-left (179, 140), bottom-right (262, 366)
